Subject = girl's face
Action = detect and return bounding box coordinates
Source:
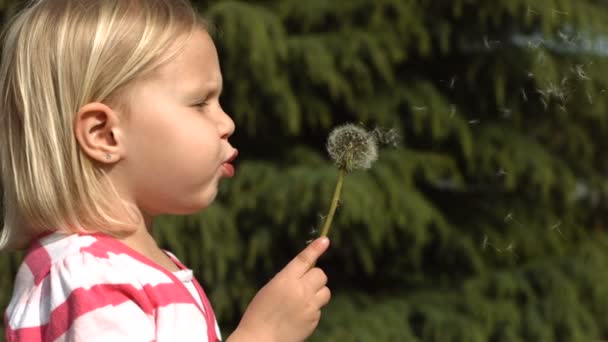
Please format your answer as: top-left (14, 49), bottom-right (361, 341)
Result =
top-left (120, 29), bottom-right (236, 216)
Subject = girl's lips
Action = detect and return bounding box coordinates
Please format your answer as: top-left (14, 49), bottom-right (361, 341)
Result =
top-left (222, 163), bottom-right (235, 177)
top-left (222, 149), bottom-right (238, 177)
top-left (225, 149), bottom-right (239, 163)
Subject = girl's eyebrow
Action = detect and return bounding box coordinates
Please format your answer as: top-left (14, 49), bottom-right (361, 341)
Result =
top-left (184, 80), bottom-right (222, 98)
top-left (202, 80), bottom-right (223, 97)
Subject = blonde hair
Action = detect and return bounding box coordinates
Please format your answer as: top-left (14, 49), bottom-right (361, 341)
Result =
top-left (0, 0), bottom-right (207, 250)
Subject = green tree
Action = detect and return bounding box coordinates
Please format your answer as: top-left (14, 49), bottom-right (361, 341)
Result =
top-left (3, 0), bottom-right (608, 341)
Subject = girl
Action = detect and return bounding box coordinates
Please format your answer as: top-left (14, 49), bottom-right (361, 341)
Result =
top-left (0, 0), bottom-right (331, 341)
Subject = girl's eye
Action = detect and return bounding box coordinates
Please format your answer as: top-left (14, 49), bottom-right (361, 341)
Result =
top-left (194, 101), bottom-right (208, 108)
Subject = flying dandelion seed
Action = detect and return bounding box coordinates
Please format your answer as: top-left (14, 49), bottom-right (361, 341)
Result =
top-left (537, 52), bottom-right (546, 64)
top-left (497, 168), bottom-right (507, 176)
top-left (558, 93), bottom-right (568, 103)
top-left (526, 6), bottom-right (538, 16)
top-left (558, 31), bottom-right (577, 46)
top-left (449, 105), bottom-right (456, 118)
top-left (482, 235), bottom-right (498, 251)
top-left (521, 88), bottom-right (528, 101)
top-left (371, 127), bottom-right (401, 148)
top-left (440, 76), bottom-right (457, 89)
top-left (482, 235), bottom-right (489, 250)
top-left (413, 106), bottom-right (428, 112)
top-left (552, 9), bottom-right (569, 16)
top-left (500, 108), bottom-right (512, 118)
top-left (505, 212), bottom-right (524, 226)
top-left (505, 242), bottom-right (516, 252)
top-left (588, 91), bottom-right (593, 104)
top-left (469, 119), bottom-right (480, 125)
top-left (573, 64), bottom-right (591, 80)
top-left (504, 242), bottom-right (518, 259)
top-left (550, 221), bottom-right (565, 238)
top-left (526, 40), bottom-right (543, 50)
top-left (483, 35), bottom-right (501, 49)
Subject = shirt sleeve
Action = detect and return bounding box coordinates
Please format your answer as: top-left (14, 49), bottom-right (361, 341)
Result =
top-left (7, 252), bottom-right (156, 342)
top-left (51, 252), bottom-right (156, 341)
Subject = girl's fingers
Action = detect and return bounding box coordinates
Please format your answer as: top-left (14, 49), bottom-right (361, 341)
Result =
top-left (315, 286), bottom-right (331, 307)
top-left (284, 237), bottom-right (330, 278)
top-left (301, 267), bottom-right (328, 292)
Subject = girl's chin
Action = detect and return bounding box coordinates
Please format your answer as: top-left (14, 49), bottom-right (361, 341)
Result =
top-left (179, 191), bottom-right (217, 214)
top-left (151, 185), bottom-right (218, 215)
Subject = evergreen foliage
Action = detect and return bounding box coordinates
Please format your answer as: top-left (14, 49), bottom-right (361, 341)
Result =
top-left (1, 0), bottom-right (608, 340)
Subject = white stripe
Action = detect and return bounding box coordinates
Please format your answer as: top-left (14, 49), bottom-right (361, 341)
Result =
top-left (5, 263), bottom-right (35, 317)
top-left (41, 233), bottom-right (97, 261)
top-left (155, 304), bottom-right (209, 341)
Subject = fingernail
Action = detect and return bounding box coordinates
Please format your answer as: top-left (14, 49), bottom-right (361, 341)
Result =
top-left (319, 237), bottom-right (329, 246)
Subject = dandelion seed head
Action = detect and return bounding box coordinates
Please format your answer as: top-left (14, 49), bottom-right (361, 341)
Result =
top-left (326, 123), bottom-right (379, 172)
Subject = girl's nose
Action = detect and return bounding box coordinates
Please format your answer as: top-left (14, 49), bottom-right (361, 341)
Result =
top-left (220, 110), bottom-right (235, 139)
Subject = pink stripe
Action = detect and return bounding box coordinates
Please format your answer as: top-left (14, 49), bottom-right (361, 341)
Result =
top-left (24, 240), bottom-right (52, 286)
top-left (191, 279), bottom-right (219, 341)
top-left (78, 239), bottom-right (117, 259)
top-left (6, 324), bottom-right (46, 341)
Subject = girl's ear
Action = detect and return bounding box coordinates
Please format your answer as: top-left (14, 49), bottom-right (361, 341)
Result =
top-left (73, 102), bottom-right (124, 163)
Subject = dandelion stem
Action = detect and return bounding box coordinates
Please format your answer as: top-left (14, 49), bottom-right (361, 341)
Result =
top-left (320, 168), bottom-right (345, 238)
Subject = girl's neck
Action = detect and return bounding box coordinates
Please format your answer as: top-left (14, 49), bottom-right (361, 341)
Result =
top-left (117, 214), bottom-right (181, 273)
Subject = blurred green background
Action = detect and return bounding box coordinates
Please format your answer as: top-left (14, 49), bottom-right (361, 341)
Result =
top-left (3, 0), bottom-right (608, 341)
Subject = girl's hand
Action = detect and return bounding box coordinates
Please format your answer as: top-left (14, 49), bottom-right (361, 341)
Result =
top-left (229, 237), bottom-right (331, 342)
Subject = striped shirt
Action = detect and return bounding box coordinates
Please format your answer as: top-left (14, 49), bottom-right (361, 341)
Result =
top-left (4, 232), bottom-right (222, 341)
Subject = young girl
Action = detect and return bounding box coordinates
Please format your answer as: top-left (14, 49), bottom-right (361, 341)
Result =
top-left (0, 0), bottom-right (331, 341)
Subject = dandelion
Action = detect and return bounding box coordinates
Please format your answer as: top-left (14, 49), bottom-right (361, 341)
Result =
top-left (320, 124), bottom-right (387, 238)
top-left (326, 124), bottom-right (378, 172)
